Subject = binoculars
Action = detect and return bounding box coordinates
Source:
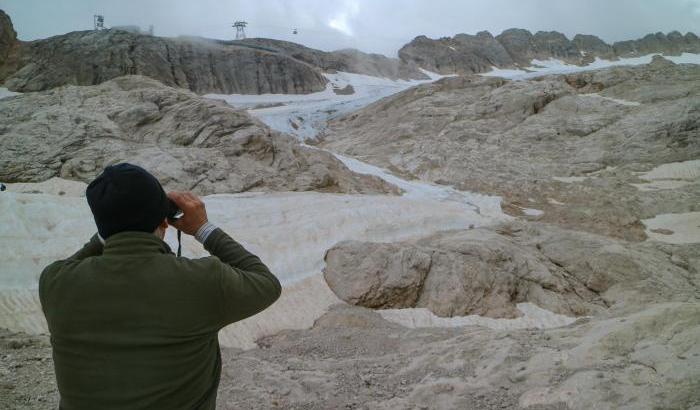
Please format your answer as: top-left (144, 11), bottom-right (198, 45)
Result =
top-left (167, 199), bottom-right (183, 222)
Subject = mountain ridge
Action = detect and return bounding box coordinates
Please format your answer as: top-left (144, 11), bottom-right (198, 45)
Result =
top-left (400, 28), bottom-right (700, 74)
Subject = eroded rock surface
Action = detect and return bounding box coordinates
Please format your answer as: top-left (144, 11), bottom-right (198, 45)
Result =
top-left (321, 60), bottom-right (700, 239)
top-left (235, 38), bottom-right (428, 80)
top-left (324, 222), bottom-right (698, 319)
top-left (0, 11), bottom-right (425, 95)
top-left (0, 75), bottom-right (397, 195)
top-left (7, 299), bottom-right (700, 409)
top-left (399, 28), bottom-right (700, 74)
top-left (1, 28), bottom-right (327, 94)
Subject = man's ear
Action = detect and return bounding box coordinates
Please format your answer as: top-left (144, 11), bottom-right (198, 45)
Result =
top-left (159, 218), bottom-right (169, 230)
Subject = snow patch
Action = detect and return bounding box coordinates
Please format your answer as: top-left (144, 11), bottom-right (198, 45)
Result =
top-left (639, 160), bottom-right (700, 181)
top-left (553, 176), bottom-right (590, 183)
top-left (5, 177), bottom-right (88, 197)
top-left (379, 303), bottom-right (577, 330)
top-left (0, 87), bottom-right (20, 99)
top-left (642, 212), bottom-right (700, 244)
top-left (582, 93), bottom-right (641, 106)
top-left (522, 208), bottom-right (544, 217)
top-left (0, 179), bottom-right (507, 346)
top-left (633, 160), bottom-right (700, 191)
top-left (205, 71), bottom-right (442, 140)
top-left (481, 53), bottom-right (700, 80)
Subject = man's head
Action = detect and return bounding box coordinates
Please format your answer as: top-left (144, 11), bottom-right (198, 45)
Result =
top-left (86, 163), bottom-right (170, 239)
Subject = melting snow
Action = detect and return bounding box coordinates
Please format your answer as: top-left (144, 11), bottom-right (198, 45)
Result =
top-left (642, 212), bottom-right (700, 244)
top-left (582, 93), bottom-right (641, 106)
top-left (205, 71), bottom-right (441, 140)
top-left (481, 53), bottom-right (700, 80)
top-left (0, 87), bottom-right (20, 99)
top-left (379, 303), bottom-right (578, 330)
top-left (0, 180), bottom-right (508, 347)
top-left (553, 176), bottom-right (590, 183)
top-left (633, 160), bottom-right (700, 191)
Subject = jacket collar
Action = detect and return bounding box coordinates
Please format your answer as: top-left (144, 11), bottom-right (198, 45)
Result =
top-left (102, 231), bottom-right (173, 256)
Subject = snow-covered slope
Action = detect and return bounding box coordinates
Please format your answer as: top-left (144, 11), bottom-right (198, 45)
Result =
top-left (482, 53), bottom-right (700, 80)
top-left (206, 71), bottom-right (441, 140)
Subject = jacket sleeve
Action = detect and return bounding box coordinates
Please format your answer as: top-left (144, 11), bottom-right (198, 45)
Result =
top-left (202, 228), bottom-right (281, 327)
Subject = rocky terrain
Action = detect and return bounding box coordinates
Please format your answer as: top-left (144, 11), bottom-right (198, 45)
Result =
top-left (0, 11), bottom-right (327, 94)
top-left (0, 75), bottom-right (395, 195)
top-left (0, 10), bottom-right (426, 96)
top-left (2, 8), bottom-right (700, 409)
top-left (321, 56), bottom-right (700, 241)
top-left (399, 28), bottom-right (700, 74)
top-left (235, 38), bottom-right (428, 80)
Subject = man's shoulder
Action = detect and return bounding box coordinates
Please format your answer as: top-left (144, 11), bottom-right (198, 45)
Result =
top-left (160, 254), bottom-right (226, 279)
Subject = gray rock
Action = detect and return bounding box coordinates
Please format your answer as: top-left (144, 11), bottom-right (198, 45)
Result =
top-left (398, 31), bottom-right (513, 74)
top-left (1, 28), bottom-right (327, 94)
top-left (398, 28), bottom-right (700, 75)
top-left (0, 9), bottom-right (15, 63)
top-left (532, 31), bottom-right (581, 62)
top-left (0, 10), bottom-right (19, 82)
top-left (0, 75), bottom-right (398, 195)
top-left (495, 28), bottom-right (539, 66)
top-left (572, 34), bottom-right (616, 61)
top-left (325, 222), bottom-right (696, 319)
top-left (236, 38), bottom-right (429, 80)
top-left (612, 31), bottom-right (697, 57)
top-left (323, 241), bottom-right (432, 309)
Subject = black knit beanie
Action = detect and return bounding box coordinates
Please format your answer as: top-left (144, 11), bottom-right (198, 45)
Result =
top-left (86, 163), bottom-right (170, 239)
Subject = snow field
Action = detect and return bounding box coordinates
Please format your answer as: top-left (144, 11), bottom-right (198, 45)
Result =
top-left (205, 71), bottom-right (441, 140)
top-left (0, 180), bottom-right (511, 348)
top-left (481, 53), bottom-right (700, 80)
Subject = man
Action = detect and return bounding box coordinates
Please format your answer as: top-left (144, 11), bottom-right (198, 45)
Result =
top-left (39, 163), bottom-right (281, 409)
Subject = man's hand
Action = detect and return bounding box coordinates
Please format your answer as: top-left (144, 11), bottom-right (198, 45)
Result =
top-left (167, 192), bottom-right (209, 236)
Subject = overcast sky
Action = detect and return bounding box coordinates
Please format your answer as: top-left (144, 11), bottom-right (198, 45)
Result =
top-left (2, 0), bottom-right (699, 57)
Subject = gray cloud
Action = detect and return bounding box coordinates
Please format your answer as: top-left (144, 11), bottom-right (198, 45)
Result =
top-left (2, 0), bottom-right (699, 57)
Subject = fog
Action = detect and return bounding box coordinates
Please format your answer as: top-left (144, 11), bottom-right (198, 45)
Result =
top-left (2, 0), bottom-right (700, 56)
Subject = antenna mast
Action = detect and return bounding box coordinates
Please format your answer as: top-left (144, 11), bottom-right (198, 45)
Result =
top-left (233, 21), bottom-right (247, 40)
top-left (94, 15), bottom-right (105, 31)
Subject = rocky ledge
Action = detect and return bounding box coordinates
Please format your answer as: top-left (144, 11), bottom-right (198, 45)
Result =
top-left (0, 75), bottom-right (397, 195)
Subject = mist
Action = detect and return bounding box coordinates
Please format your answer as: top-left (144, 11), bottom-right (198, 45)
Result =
top-left (2, 0), bottom-right (700, 57)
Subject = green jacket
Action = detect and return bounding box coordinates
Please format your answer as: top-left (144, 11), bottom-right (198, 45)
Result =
top-left (39, 228), bottom-right (281, 410)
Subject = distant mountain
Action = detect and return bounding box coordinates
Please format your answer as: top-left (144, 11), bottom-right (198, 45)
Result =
top-left (399, 28), bottom-right (700, 74)
top-left (233, 38), bottom-right (428, 81)
top-left (0, 10), bottom-right (426, 95)
top-left (0, 10), bottom-right (328, 94)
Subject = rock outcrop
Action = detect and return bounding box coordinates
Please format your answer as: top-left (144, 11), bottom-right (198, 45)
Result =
top-left (0, 75), bottom-right (397, 195)
top-left (0, 11), bottom-right (427, 95)
top-left (321, 59), bottom-right (700, 240)
top-left (397, 32), bottom-right (513, 74)
top-left (324, 222), bottom-right (696, 319)
top-left (399, 28), bottom-right (700, 74)
top-left (0, 10), bottom-right (15, 63)
top-left (1, 27), bottom-right (328, 94)
top-left (0, 10), bottom-right (20, 81)
top-left (235, 38), bottom-right (429, 80)
top-left (572, 34), bottom-right (616, 61)
top-left (8, 297), bottom-right (700, 409)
